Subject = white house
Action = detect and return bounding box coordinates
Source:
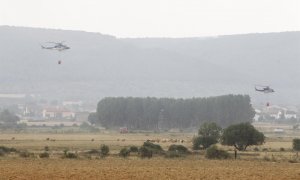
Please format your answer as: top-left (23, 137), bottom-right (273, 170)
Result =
top-left (42, 107), bottom-right (75, 119)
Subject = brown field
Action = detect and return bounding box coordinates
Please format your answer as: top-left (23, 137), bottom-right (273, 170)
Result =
top-left (1, 131), bottom-right (300, 179)
top-left (1, 158), bottom-right (300, 180)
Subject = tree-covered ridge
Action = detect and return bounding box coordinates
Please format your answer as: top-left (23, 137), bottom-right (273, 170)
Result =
top-left (94, 95), bottom-right (255, 129)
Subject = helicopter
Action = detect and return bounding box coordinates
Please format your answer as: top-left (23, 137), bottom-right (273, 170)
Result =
top-left (255, 85), bottom-right (275, 93)
top-left (255, 85), bottom-right (275, 107)
top-left (41, 41), bottom-right (70, 51)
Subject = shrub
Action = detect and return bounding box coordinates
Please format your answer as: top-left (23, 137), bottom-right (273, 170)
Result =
top-left (19, 151), bottom-right (33, 158)
top-left (280, 147), bottom-right (285, 152)
top-left (65, 152), bottom-right (78, 159)
top-left (205, 145), bottom-right (229, 159)
top-left (142, 141), bottom-right (163, 154)
top-left (119, 148), bottom-right (130, 158)
top-left (168, 144), bottom-right (189, 154)
top-left (39, 152), bottom-right (50, 158)
top-left (100, 144), bottom-right (109, 157)
top-left (193, 136), bottom-right (217, 150)
top-left (63, 149), bottom-right (78, 159)
top-left (0, 149), bottom-right (5, 156)
top-left (129, 146), bottom-right (139, 153)
top-left (0, 146), bottom-right (17, 153)
top-left (293, 139), bottom-right (300, 151)
top-left (139, 146), bottom-right (153, 158)
top-left (44, 146), bottom-right (49, 151)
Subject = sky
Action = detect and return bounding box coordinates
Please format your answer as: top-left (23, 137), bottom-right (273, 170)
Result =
top-left (0, 0), bottom-right (299, 37)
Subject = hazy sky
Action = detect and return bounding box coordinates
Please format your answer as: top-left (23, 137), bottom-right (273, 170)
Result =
top-left (0, 0), bottom-right (299, 37)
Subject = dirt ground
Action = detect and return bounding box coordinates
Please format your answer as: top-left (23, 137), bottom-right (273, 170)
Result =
top-left (0, 158), bottom-right (300, 180)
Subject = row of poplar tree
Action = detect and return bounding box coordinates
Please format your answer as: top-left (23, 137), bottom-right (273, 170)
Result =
top-left (90, 95), bottom-right (255, 130)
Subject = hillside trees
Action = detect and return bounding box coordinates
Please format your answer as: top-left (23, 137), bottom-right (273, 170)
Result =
top-left (94, 95), bottom-right (255, 130)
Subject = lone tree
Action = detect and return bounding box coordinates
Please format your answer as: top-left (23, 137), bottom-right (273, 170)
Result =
top-left (221, 122), bottom-right (265, 151)
top-left (193, 122), bottom-right (222, 150)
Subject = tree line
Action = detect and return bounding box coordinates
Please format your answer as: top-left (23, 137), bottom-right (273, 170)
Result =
top-left (91, 95), bottom-right (255, 130)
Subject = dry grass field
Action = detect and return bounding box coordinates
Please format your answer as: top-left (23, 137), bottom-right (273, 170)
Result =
top-left (1, 131), bottom-right (300, 179)
top-left (1, 158), bottom-right (300, 180)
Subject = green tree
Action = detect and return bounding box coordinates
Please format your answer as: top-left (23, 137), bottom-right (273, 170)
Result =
top-left (193, 122), bottom-right (222, 149)
top-left (198, 122), bottom-right (222, 139)
top-left (221, 122), bottom-right (265, 151)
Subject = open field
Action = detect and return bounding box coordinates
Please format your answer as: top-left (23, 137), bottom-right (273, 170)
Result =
top-left (1, 131), bottom-right (300, 179)
top-left (1, 158), bottom-right (300, 180)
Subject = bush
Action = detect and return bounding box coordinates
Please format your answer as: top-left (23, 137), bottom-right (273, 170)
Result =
top-left (0, 149), bottom-right (5, 156)
top-left (0, 146), bottom-right (17, 153)
top-left (253, 147), bottom-right (259, 151)
top-left (280, 147), bottom-right (285, 152)
top-left (142, 141), bottom-right (163, 154)
top-left (44, 146), bottom-right (49, 151)
top-left (139, 146), bottom-right (153, 158)
top-left (63, 149), bottom-right (78, 159)
top-left (119, 148), bottom-right (130, 158)
top-left (19, 151), bottom-right (34, 158)
top-left (168, 144), bottom-right (189, 154)
top-left (129, 146), bottom-right (139, 153)
top-left (205, 145), bottom-right (229, 159)
top-left (293, 138), bottom-right (300, 151)
top-left (100, 144), bottom-right (109, 157)
top-left (193, 136), bottom-right (217, 150)
top-left (39, 152), bottom-right (50, 158)
top-left (65, 152), bottom-right (78, 159)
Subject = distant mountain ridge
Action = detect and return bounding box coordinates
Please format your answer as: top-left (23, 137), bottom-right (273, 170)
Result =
top-left (0, 26), bottom-right (299, 105)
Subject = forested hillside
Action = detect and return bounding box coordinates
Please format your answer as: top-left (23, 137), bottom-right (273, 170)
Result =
top-left (0, 26), bottom-right (299, 105)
